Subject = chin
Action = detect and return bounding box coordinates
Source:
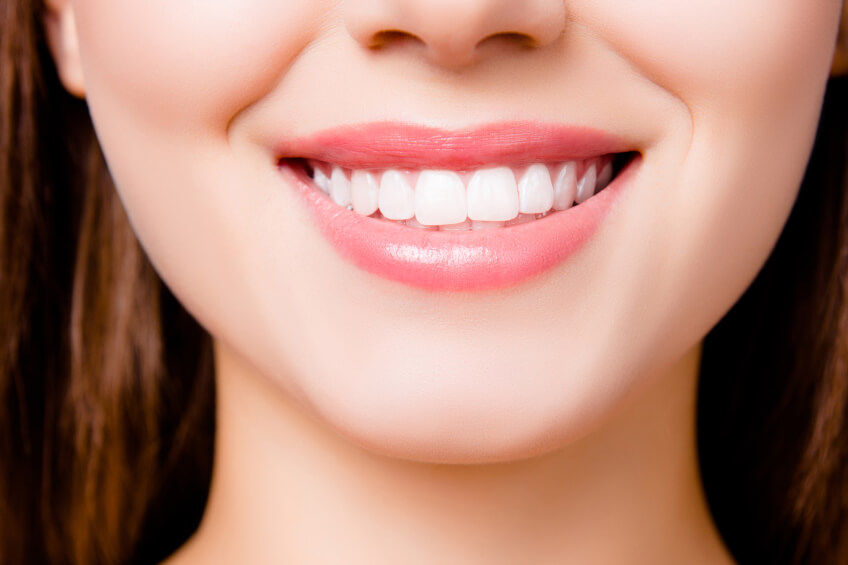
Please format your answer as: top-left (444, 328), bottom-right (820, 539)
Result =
top-left (298, 359), bottom-right (618, 464)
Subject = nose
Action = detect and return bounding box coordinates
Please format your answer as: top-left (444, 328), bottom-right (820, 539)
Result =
top-left (343, 0), bottom-right (566, 69)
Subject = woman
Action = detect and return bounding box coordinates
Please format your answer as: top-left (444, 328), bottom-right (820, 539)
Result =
top-left (1, 0), bottom-right (847, 563)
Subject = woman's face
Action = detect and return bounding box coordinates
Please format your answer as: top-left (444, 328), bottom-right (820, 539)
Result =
top-left (56, 0), bottom-right (842, 461)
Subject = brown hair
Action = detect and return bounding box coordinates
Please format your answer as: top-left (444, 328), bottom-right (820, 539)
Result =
top-left (0, 1), bottom-right (213, 563)
top-left (699, 75), bottom-right (848, 563)
top-left (0, 0), bottom-right (845, 563)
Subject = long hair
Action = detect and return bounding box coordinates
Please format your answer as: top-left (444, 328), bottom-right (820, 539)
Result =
top-left (699, 75), bottom-right (848, 563)
top-left (0, 0), bottom-right (845, 563)
top-left (0, 1), bottom-right (213, 564)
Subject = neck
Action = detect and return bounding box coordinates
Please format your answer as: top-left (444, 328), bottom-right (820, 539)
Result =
top-left (173, 342), bottom-right (733, 565)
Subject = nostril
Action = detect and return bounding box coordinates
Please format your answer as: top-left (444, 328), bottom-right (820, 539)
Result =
top-left (344, 0), bottom-right (566, 68)
top-left (478, 32), bottom-right (539, 51)
top-left (367, 30), bottom-right (538, 64)
top-left (369, 29), bottom-right (424, 50)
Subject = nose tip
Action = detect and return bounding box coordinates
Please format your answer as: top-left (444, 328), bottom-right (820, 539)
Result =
top-left (344, 0), bottom-right (566, 69)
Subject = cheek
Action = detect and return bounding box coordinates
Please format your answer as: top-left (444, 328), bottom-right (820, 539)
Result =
top-left (567, 0), bottom-right (841, 384)
top-left (580, 0), bottom-right (841, 110)
top-left (67, 0), bottom-right (333, 360)
top-left (622, 0), bottom-right (841, 348)
top-left (584, 0), bottom-right (842, 260)
top-left (72, 0), bottom-right (323, 129)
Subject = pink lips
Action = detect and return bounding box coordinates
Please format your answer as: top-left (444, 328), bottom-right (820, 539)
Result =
top-left (278, 122), bottom-right (637, 291)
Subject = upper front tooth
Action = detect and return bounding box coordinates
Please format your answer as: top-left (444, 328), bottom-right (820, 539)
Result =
top-left (467, 167), bottom-right (519, 222)
top-left (575, 163), bottom-right (597, 204)
top-left (379, 169), bottom-right (415, 220)
top-left (330, 166), bottom-right (351, 207)
top-left (415, 170), bottom-right (467, 226)
top-left (518, 164), bottom-right (554, 214)
top-left (553, 161), bottom-right (577, 210)
top-left (351, 170), bottom-right (379, 215)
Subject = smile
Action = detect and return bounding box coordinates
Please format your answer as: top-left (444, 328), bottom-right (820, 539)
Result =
top-left (276, 122), bottom-right (640, 291)
top-left (288, 154), bottom-right (627, 231)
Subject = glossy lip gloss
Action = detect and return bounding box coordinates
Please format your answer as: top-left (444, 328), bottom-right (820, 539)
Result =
top-left (277, 122), bottom-right (639, 292)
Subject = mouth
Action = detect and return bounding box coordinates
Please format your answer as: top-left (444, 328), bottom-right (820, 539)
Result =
top-left (283, 152), bottom-right (632, 231)
top-left (276, 122), bottom-right (640, 291)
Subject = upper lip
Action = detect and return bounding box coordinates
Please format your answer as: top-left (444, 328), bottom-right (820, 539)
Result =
top-left (275, 121), bottom-right (634, 170)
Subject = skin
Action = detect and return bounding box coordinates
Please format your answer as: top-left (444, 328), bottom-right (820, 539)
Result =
top-left (44, 1), bottom-right (845, 563)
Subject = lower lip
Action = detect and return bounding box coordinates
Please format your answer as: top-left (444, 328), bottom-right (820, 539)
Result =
top-left (281, 160), bottom-right (637, 292)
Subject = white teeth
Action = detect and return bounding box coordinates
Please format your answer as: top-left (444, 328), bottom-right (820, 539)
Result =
top-left (518, 164), bottom-right (555, 215)
top-left (597, 161), bottom-right (613, 191)
top-left (575, 164), bottom-right (597, 205)
top-left (330, 166), bottom-right (352, 207)
top-left (415, 170), bottom-right (467, 226)
top-left (467, 167), bottom-right (519, 222)
top-left (378, 169), bottom-right (415, 220)
top-left (351, 170), bottom-right (380, 216)
top-left (313, 167), bottom-right (332, 194)
top-left (553, 161), bottom-right (577, 210)
top-left (303, 155), bottom-right (621, 230)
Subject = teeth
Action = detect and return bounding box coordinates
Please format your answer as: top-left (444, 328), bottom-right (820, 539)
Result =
top-left (518, 164), bottom-right (555, 214)
top-left (415, 170), bottom-right (467, 226)
top-left (302, 155), bottom-right (621, 230)
top-left (467, 167), bottom-right (519, 222)
top-left (313, 167), bottom-right (332, 194)
top-left (597, 161), bottom-right (613, 191)
top-left (379, 170), bottom-right (416, 220)
top-left (575, 163), bottom-right (597, 205)
top-left (330, 166), bottom-right (352, 207)
top-left (553, 161), bottom-right (577, 211)
top-left (351, 170), bottom-right (380, 216)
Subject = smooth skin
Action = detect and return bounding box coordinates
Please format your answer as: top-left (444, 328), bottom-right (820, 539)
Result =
top-left (45, 1), bottom-right (845, 563)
